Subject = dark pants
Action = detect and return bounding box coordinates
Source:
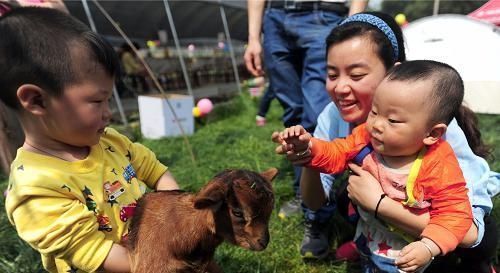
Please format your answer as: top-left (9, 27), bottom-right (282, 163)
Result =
top-left (257, 86), bottom-right (275, 118)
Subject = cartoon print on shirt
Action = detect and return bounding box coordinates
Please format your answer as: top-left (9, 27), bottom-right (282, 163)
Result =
top-left (119, 202), bottom-right (137, 222)
top-left (96, 214), bottom-right (113, 232)
top-left (82, 186), bottom-right (98, 213)
top-left (105, 145), bottom-right (115, 153)
top-left (61, 184), bottom-right (71, 192)
top-left (122, 164), bottom-right (137, 184)
top-left (104, 180), bottom-right (125, 206)
top-left (126, 150), bottom-right (132, 161)
top-left (110, 168), bottom-right (118, 176)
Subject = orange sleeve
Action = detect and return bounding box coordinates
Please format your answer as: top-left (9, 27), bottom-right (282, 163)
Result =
top-left (307, 124), bottom-right (371, 174)
top-left (417, 140), bottom-right (473, 254)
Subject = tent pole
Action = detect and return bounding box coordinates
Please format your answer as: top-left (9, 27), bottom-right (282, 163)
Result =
top-left (219, 0), bottom-right (242, 94)
top-left (433, 0), bottom-right (440, 16)
top-left (82, 0), bottom-right (128, 127)
top-left (162, 0), bottom-right (194, 97)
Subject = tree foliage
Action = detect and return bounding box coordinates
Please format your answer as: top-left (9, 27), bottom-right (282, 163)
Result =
top-left (381, 0), bottom-right (488, 21)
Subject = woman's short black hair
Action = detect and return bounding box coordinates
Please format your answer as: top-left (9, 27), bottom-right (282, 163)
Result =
top-left (0, 7), bottom-right (119, 109)
top-left (325, 11), bottom-right (406, 69)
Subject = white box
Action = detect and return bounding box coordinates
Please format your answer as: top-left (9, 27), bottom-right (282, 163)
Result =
top-left (138, 94), bottom-right (194, 138)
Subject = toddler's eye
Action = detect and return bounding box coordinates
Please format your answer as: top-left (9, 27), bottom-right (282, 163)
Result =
top-left (388, 118), bottom-right (401, 123)
top-left (370, 110), bottom-right (377, 116)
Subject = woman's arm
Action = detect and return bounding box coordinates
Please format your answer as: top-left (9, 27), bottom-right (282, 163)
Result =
top-left (445, 119), bottom-right (493, 247)
top-left (348, 0), bottom-right (368, 16)
top-left (300, 167), bottom-right (328, 210)
top-left (347, 163), bottom-right (429, 237)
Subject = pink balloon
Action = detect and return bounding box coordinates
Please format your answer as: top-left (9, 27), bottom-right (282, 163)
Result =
top-left (197, 98), bottom-right (213, 114)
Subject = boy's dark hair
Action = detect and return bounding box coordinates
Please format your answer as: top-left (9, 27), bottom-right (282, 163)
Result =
top-left (326, 12), bottom-right (406, 69)
top-left (386, 60), bottom-right (491, 159)
top-left (0, 7), bottom-right (119, 109)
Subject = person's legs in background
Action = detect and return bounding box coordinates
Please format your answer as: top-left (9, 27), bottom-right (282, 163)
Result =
top-left (293, 10), bottom-right (342, 133)
top-left (263, 8), bottom-right (304, 218)
top-left (301, 203), bottom-right (337, 259)
top-left (288, 8), bottom-right (344, 259)
top-left (256, 84), bottom-right (275, 126)
top-left (264, 6), bottom-right (349, 259)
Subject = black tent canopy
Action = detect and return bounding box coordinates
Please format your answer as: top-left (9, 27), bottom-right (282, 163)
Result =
top-left (64, 0), bottom-right (248, 43)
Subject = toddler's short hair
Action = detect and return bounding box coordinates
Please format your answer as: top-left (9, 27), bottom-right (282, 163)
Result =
top-left (0, 7), bottom-right (119, 109)
top-left (385, 60), bottom-right (464, 125)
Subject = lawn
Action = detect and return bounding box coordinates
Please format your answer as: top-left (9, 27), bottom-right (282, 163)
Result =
top-left (0, 93), bottom-right (499, 272)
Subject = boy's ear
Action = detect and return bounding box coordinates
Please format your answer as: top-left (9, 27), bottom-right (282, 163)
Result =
top-left (17, 84), bottom-right (48, 115)
top-left (423, 123), bottom-right (447, 146)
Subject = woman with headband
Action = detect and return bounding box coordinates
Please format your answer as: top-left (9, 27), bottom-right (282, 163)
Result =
top-left (274, 12), bottom-right (497, 273)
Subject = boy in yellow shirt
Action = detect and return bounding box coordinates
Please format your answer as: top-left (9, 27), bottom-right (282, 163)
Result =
top-left (1, 7), bottom-right (179, 273)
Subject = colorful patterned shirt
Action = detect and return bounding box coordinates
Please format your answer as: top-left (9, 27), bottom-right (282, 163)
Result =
top-left (5, 128), bottom-right (168, 273)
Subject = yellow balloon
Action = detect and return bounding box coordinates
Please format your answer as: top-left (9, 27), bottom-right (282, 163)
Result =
top-left (395, 13), bottom-right (407, 26)
top-left (192, 106), bottom-right (202, 118)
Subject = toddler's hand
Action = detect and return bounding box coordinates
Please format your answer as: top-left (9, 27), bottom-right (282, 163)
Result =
top-left (279, 125), bottom-right (311, 153)
top-left (271, 125), bottom-right (312, 165)
top-left (395, 241), bottom-right (434, 272)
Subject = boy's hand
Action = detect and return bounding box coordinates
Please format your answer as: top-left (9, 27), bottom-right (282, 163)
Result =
top-left (395, 240), bottom-right (437, 272)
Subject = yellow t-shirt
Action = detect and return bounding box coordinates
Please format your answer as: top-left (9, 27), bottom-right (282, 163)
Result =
top-left (5, 128), bottom-right (168, 273)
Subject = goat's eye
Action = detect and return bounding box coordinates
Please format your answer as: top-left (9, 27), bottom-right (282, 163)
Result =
top-left (232, 209), bottom-right (244, 218)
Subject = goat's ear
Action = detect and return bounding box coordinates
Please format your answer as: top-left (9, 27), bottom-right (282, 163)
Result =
top-left (193, 181), bottom-right (227, 209)
top-left (260, 168), bottom-right (278, 183)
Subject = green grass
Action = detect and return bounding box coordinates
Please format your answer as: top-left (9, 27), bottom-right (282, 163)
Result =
top-left (0, 93), bottom-right (498, 272)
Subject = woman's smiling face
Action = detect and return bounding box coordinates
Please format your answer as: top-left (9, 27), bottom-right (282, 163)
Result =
top-left (326, 36), bottom-right (388, 124)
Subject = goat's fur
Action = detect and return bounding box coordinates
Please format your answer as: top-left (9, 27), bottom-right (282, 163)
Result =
top-left (127, 168), bottom-right (277, 273)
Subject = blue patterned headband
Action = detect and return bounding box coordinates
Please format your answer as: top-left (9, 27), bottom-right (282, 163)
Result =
top-left (340, 13), bottom-right (399, 61)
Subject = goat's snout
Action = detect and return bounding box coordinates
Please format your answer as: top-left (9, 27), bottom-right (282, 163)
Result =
top-left (250, 231), bottom-right (269, 251)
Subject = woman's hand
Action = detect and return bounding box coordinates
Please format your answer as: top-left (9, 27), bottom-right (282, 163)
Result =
top-left (348, 163), bottom-right (430, 237)
top-left (346, 163), bottom-right (384, 212)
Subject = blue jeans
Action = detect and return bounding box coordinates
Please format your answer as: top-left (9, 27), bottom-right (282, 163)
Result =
top-left (262, 8), bottom-right (344, 222)
top-left (263, 8), bottom-right (342, 132)
top-left (263, 8), bottom-right (344, 221)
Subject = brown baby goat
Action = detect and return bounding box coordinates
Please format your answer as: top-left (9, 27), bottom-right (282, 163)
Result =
top-left (127, 168), bottom-right (277, 273)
